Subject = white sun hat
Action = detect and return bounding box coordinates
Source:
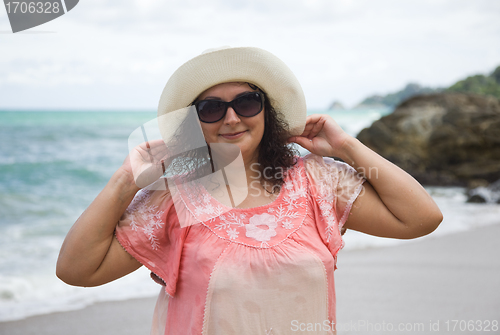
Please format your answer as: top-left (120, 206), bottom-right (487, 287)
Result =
top-left (157, 46), bottom-right (307, 136)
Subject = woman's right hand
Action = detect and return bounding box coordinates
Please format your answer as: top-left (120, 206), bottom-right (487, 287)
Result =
top-left (122, 139), bottom-right (170, 189)
top-left (56, 139), bottom-right (170, 287)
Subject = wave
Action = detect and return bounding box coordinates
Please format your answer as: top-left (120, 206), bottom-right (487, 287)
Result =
top-left (2, 109), bottom-right (499, 322)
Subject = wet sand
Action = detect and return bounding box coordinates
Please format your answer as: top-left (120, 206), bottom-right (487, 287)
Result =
top-left (1, 224), bottom-right (499, 335)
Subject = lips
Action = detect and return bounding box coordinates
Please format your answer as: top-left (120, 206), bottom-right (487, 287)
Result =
top-left (220, 131), bottom-right (247, 140)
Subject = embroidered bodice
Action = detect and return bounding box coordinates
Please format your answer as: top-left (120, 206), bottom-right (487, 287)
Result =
top-left (115, 154), bottom-right (365, 335)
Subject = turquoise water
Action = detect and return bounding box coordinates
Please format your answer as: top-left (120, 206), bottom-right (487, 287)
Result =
top-left (1, 111), bottom-right (156, 231)
top-left (1, 108), bottom-right (498, 321)
top-left (0, 111), bottom-right (160, 320)
top-left (0, 108), bottom-right (387, 320)
top-left (2, 108), bottom-right (388, 232)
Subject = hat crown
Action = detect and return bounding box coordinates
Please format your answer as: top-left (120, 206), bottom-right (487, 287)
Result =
top-left (158, 47), bottom-right (307, 137)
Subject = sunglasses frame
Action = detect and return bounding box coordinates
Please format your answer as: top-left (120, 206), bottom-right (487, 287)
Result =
top-left (194, 91), bottom-right (265, 123)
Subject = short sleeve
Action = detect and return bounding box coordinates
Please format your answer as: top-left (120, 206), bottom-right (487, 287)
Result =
top-left (114, 187), bottom-right (188, 297)
top-left (304, 154), bottom-right (365, 254)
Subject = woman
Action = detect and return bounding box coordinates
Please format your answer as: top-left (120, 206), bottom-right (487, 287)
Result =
top-left (57, 47), bottom-right (443, 334)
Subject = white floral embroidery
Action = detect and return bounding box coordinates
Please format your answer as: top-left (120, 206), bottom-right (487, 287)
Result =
top-left (282, 167), bottom-right (307, 209)
top-left (274, 204), bottom-right (301, 222)
top-left (226, 228), bottom-right (239, 240)
top-left (245, 213), bottom-right (277, 242)
top-left (183, 182), bottom-right (225, 219)
top-left (216, 212), bottom-right (244, 230)
top-left (308, 159), bottom-right (340, 242)
top-left (142, 224), bottom-right (160, 250)
top-left (130, 220), bottom-right (139, 232)
top-left (185, 161), bottom-right (308, 246)
top-left (319, 202), bottom-right (332, 213)
top-left (318, 201), bottom-right (336, 241)
top-left (194, 198), bottom-right (221, 217)
top-left (126, 191), bottom-right (164, 250)
top-left (282, 219), bottom-right (294, 230)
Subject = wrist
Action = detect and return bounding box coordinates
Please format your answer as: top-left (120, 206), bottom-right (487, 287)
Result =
top-left (333, 135), bottom-right (358, 163)
top-left (110, 167), bottom-right (141, 200)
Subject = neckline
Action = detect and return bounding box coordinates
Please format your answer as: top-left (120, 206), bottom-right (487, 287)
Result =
top-left (199, 178), bottom-right (287, 212)
top-left (202, 157), bottom-right (305, 211)
top-left (176, 157), bottom-right (304, 214)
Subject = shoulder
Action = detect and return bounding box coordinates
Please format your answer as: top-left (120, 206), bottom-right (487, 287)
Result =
top-left (302, 154), bottom-right (357, 181)
top-left (127, 181), bottom-right (172, 211)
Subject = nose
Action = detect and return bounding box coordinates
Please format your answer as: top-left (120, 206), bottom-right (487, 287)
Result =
top-left (223, 107), bottom-right (241, 125)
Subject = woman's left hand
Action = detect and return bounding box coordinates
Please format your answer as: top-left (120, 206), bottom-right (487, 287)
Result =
top-left (288, 114), bottom-right (443, 240)
top-left (288, 114), bottom-right (351, 158)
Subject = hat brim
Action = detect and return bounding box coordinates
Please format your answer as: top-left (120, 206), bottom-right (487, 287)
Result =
top-left (157, 47), bottom-right (307, 137)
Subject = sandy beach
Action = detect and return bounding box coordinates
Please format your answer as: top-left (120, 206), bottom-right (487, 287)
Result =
top-left (1, 223), bottom-right (499, 335)
top-left (335, 223), bottom-right (500, 334)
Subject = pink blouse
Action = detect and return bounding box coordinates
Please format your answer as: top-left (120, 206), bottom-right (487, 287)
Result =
top-left (115, 154), bottom-right (365, 335)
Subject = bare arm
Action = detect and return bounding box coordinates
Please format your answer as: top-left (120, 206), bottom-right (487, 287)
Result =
top-left (56, 139), bottom-right (169, 286)
top-left (337, 136), bottom-right (442, 238)
top-left (56, 167), bottom-right (141, 286)
top-left (289, 114), bottom-right (443, 239)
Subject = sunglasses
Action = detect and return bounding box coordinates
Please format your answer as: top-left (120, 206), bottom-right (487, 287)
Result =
top-left (194, 91), bottom-right (264, 123)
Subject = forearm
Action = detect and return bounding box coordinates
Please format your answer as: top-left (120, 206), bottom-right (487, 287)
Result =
top-left (338, 136), bottom-right (442, 233)
top-left (56, 167), bottom-right (140, 283)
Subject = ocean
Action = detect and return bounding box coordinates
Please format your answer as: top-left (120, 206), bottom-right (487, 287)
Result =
top-left (1, 109), bottom-right (499, 322)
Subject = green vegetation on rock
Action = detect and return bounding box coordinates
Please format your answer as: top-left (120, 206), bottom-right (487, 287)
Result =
top-left (446, 66), bottom-right (500, 99)
top-left (355, 65), bottom-right (500, 108)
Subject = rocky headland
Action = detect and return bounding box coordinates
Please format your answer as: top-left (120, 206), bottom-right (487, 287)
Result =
top-left (356, 93), bottom-right (500, 189)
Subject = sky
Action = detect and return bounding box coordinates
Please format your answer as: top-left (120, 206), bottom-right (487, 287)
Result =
top-left (1, 0), bottom-right (499, 110)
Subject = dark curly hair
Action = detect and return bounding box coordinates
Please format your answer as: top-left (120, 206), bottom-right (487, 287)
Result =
top-left (256, 89), bottom-right (298, 193)
top-left (163, 83), bottom-right (298, 194)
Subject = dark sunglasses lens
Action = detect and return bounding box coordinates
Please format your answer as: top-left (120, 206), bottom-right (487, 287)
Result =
top-left (233, 93), bottom-right (263, 117)
top-left (197, 100), bottom-right (226, 123)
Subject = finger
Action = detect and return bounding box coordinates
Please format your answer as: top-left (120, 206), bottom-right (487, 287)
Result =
top-left (307, 118), bottom-right (326, 139)
top-left (298, 120), bottom-right (318, 138)
top-left (300, 114), bottom-right (325, 137)
top-left (150, 272), bottom-right (166, 286)
top-left (138, 140), bottom-right (169, 161)
top-left (135, 146), bottom-right (154, 163)
top-left (136, 139), bottom-right (165, 152)
top-left (289, 136), bottom-right (314, 151)
top-left (304, 114), bottom-right (325, 127)
top-left (148, 145), bottom-right (169, 160)
top-left (147, 138), bottom-right (167, 148)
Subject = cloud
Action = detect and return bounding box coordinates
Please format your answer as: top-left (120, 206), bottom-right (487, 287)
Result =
top-left (0, 0), bottom-right (499, 109)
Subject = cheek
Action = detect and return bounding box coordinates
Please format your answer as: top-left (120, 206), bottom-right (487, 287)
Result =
top-left (200, 124), bottom-right (218, 141)
top-left (255, 114), bottom-right (266, 138)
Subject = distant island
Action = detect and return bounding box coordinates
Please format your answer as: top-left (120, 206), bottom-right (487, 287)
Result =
top-left (328, 100), bottom-right (345, 110)
top-left (329, 65), bottom-right (500, 109)
top-left (356, 83), bottom-right (443, 108)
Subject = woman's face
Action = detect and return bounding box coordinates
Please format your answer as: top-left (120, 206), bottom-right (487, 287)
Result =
top-left (196, 82), bottom-right (265, 165)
